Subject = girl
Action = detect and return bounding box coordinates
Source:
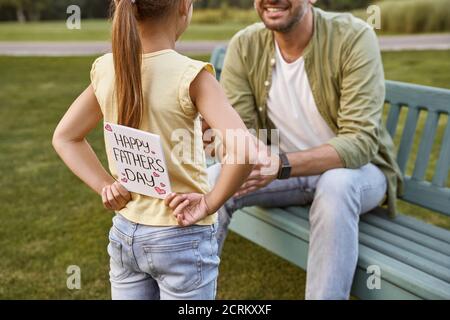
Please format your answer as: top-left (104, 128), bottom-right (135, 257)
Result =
top-left (52, 0), bottom-right (257, 300)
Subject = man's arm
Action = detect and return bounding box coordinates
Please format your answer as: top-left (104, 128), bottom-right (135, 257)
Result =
top-left (236, 145), bottom-right (343, 196)
top-left (220, 32), bottom-right (258, 130)
top-left (287, 145), bottom-right (343, 177)
top-left (237, 26), bottom-right (384, 195)
top-left (288, 26), bottom-right (384, 175)
top-left (327, 26), bottom-right (385, 169)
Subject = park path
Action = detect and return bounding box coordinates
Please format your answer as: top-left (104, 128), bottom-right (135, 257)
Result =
top-left (0, 34), bottom-right (449, 56)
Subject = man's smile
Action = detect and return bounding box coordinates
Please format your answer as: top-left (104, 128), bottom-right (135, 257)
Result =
top-left (262, 3), bottom-right (290, 20)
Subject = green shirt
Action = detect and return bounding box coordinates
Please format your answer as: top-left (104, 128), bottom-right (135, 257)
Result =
top-left (220, 7), bottom-right (403, 216)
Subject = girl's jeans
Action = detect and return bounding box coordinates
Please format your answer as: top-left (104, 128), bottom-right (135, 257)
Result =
top-left (107, 213), bottom-right (220, 300)
top-left (207, 162), bottom-right (387, 300)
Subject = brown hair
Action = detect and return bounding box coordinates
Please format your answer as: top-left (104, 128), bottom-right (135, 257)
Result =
top-left (111, 0), bottom-right (180, 128)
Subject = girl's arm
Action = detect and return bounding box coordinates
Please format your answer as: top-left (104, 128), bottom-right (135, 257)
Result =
top-left (52, 85), bottom-right (131, 211)
top-left (165, 70), bottom-right (258, 226)
top-left (192, 70), bottom-right (256, 212)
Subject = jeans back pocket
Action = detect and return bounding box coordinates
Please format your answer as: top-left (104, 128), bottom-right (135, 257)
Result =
top-left (143, 240), bottom-right (202, 293)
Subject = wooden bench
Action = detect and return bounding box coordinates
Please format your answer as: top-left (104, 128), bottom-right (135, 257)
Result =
top-left (210, 46), bottom-right (450, 300)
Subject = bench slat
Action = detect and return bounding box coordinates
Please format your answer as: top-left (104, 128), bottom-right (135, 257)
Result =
top-left (386, 103), bottom-right (402, 138)
top-left (211, 46), bottom-right (226, 80)
top-left (359, 223), bottom-right (450, 269)
top-left (412, 111), bottom-right (439, 181)
top-left (359, 232), bottom-right (450, 282)
top-left (361, 214), bottom-right (450, 255)
top-left (286, 206), bottom-right (450, 244)
top-left (242, 206), bottom-right (310, 242)
top-left (385, 80), bottom-right (450, 114)
top-left (270, 207), bottom-right (450, 276)
top-left (356, 244), bottom-right (450, 300)
top-left (401, 178), bottom-right (450, 216)
top-left (432, 118), bottom-right (450, 187)
top-left (230, 209), bottom-right (450, 299)
top-left (237, 208), bottom-right (309, 269)
top-left (397, 107), bottom-right (420, 174)
top-left (371, 207), bottom-right (450, 243)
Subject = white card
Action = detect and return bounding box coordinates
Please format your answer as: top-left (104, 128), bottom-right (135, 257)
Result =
top-left (104, 122), bottom-right (172, 199)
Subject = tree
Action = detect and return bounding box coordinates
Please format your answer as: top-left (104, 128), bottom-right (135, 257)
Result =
top-left (0, 0), bottom-right (52, 22)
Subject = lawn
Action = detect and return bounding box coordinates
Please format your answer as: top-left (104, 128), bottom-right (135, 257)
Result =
top-left (0, 50), bottom-right (449, 299)
top-left (0, 19), bottom-right (247, 42)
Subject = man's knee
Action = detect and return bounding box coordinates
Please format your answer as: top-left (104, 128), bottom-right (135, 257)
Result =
top-left (310, 168), bottom-right (361, 223)
top-left (316, 168), bottom-right (360, 200)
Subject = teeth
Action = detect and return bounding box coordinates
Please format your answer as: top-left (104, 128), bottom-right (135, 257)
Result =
top-left (267, 8), bottom-right (284, 13)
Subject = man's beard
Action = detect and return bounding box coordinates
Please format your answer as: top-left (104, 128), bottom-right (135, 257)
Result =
top-left (260, 1), bottom-right (309, 33)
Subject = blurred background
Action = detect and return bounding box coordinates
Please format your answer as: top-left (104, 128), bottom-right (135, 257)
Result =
top-left (0, 0), bottom-right (449, 299)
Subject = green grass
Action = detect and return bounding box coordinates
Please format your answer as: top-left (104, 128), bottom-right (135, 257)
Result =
top-left (0, 50), bottom-right (449, 299)
top-left (0, 19), bottom-right (248, 42)
top-left (1, 3), bottom-right (449, 42)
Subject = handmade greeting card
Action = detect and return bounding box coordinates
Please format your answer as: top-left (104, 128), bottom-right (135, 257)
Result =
top-left (104, 122), bottom-right (171, 199)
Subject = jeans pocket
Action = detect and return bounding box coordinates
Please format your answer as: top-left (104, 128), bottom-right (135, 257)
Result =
top-left (143, 240), bottom-right (202, 293)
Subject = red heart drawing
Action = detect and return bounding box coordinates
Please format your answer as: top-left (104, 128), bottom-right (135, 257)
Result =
top-left (153, 172), bottom-right (160, 178)
top-left (105, 124), bottom-right (112, 132)
top-left (160, 183), bottom-right (166, 187)
top-left (154, 187), bottom-right (166, 195)
top-left (121, 178), bottom-right (128, 183)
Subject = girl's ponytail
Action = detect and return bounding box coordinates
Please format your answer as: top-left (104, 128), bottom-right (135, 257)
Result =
top-left (111, 0), bottom-right (144, 129)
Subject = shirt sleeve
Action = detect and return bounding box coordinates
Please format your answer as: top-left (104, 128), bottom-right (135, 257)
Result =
top-left (178, 61), bottom-right (215, 117)
top-left (220, 33), bottom-right (258, 130)
top-left (327, 26), bottom-right (385, 169)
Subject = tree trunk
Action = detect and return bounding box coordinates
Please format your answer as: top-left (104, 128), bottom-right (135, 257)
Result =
top-left (16, 6), bottom-right (26, 23)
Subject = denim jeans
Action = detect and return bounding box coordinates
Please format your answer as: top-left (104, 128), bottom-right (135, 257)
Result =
top-left (207, 162), bottom-right (387, 300)
top-left (107, 213), bottom-right (220, 300)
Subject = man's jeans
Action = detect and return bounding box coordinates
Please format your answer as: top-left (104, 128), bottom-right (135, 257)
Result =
top-left (207, 163), bottom-right (387, 300)
top-left (107, 213), bottom-right (220, 300)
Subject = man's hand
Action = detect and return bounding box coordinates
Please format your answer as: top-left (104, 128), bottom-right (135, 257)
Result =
top-left (235, 152), bottom-right (280, 197)
top-left (165, 192), bottom-right (212, 227)
top-left (101, 181), bottom-right (132, 211)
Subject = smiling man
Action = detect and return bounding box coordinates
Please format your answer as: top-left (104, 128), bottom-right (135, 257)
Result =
top-left (206, 0), bottom-right (403, 300)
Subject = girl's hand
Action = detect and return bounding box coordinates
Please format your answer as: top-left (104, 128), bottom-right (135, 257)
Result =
top-left (165, 193), bottom-right (212, 227)
top-left (101, 181), bottom-right (132, 211)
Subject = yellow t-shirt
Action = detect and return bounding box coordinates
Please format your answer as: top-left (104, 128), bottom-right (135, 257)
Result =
top-left (90, 49), bottom-right (217, 226)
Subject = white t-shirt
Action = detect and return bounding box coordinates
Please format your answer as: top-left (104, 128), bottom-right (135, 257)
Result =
top-left (267, 42), bottom-right (336, 153)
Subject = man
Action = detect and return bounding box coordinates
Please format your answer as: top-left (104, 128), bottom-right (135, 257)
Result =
top-left (206, 0), bottom-right (403, 299)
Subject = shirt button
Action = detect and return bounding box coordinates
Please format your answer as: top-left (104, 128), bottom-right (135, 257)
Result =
top-left (270, 58), bottom-right (276, 66)
top-left (259, 107), bottom-right (264, 112)
top-left (264, 81), bottom-right (270, 87)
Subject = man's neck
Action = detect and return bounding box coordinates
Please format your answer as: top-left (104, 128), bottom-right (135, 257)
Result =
top-left (274, 6), bottom-right (314, 63)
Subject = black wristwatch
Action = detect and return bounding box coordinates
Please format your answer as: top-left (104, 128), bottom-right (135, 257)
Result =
top-left (277, 153), bottom-right (292, 180)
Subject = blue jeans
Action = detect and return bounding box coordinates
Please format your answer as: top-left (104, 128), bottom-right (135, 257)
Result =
top-left (207, 163), bottom-right (387, 300)
top-left (107, 214), bottom-right (220, 300)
